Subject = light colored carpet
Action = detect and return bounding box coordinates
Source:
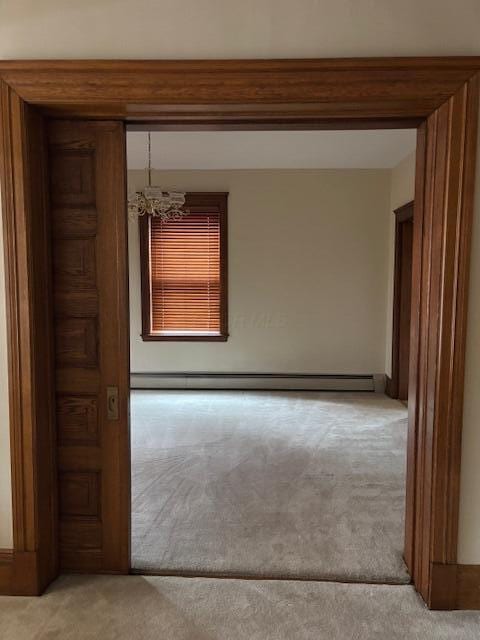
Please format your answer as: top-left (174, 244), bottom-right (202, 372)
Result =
top-left (2, 575), bottom-right (480, 640)
top-left (131, 390), bottom-right (409, 583)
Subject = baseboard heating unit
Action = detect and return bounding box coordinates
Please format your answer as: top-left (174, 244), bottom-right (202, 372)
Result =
top-left (130, 373), bottom-right (382, 392)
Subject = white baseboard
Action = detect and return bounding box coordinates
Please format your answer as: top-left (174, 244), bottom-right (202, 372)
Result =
top-left (130, 373), bottom-right (377, 392)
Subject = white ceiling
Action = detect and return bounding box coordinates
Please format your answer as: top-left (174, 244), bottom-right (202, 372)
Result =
top-left (127, 130), bottom-right (416, 171)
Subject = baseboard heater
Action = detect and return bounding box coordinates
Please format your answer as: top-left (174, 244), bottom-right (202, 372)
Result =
top-left (130, 373), bottom-right (380, 392)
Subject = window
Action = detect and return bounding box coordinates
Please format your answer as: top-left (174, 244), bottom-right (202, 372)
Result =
top-left (139, 192), bottom-right (228, 341)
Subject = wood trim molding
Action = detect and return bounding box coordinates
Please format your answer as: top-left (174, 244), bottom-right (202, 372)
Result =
top-left (0, 58), bottom-right (479, 606)
top-left (384, 375), bottom-right (394, 398)
top-left (387, 201), bottom-right (414, 400)
top-left (404, 72), bottom-right (480, 609)
top-left (0, 80), bottom-right (57, 596)
top-left (0, 79), bottom-right (32, 553)
top-left (425, 563), bottom-right (480, 610)
top-left (457, 566), bottom-right (480, 609)
top-left (0, 58), bottom-right (479, 123)
top-left (0, 549), bottom-right (44, 596)
top-left (0, 549), bottom-right (14, 595)
top-left (395, 200), bottom-right (415, 223)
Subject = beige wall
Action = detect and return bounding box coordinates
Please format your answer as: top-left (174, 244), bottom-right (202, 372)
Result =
top-left (1, 1), bottom-right (479, 59)
top-left (458, 127), bottom-right (480, 564)
top-left (129, 169), bottom-right (391, 375)
top-left (384, 152), bottom-right (416, 377)
top-left (1, 0), bottom-right (480, 560)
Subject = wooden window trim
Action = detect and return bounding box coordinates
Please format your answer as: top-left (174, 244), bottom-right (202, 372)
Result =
top-left (139, 192), bottom-right (228, 341)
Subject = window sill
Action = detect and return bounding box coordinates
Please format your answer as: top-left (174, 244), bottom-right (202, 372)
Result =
top-left (141, 333), bottom-right (229, 342)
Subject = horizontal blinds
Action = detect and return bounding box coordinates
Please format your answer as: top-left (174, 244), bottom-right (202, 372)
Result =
top-left (150, 213), bottom-right (221, 333)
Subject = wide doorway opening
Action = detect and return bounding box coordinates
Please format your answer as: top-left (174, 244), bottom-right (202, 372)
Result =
top-left (127, 128), bottom-right (417, 583)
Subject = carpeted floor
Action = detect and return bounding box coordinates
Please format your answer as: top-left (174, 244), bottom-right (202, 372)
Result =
top-left (131, 390), bottom-right (410, 583)
top-left (2, 574), bottom-right (480, 640)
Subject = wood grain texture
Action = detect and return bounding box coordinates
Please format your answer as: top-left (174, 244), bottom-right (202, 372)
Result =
top-left (0, 549), bottom-right (60, 596)
top-left (415, 564), bottom-right (480, 610)
top-left (49, 120), bottom-right (130, 574)
top-left (1, 58), bottom-right (479, 123)
top-left (457, 566), bottom-right (480, 609)
top-left (55, 318), bottom-right (98, 367)
top-left (57, 396), bottom-right (99, 446)
top-left (0, 549), bottom-right (13, 595)
top-left (0, 79), bottom-right (33, 554)
top-left (404, 125), bottom-right (426, 575)
top-left (59, 472), bottom-right (100, 517)
top-left (26, 102), bottom-right (58, 592)
top-left (405, 73), bottom-right (480, 609)
top-left (0, 80), bottom-right (57, 595)
top-left (429, 563), bottom-right (459, 611)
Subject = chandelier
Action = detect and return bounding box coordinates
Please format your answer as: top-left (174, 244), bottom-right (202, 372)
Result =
top-left (128, 132), bottom-right (188, 222)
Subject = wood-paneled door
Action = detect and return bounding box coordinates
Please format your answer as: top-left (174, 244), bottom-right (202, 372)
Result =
top-left (48, 120), bottom-right (130, 573)
top-left (388, 201), bottom-right (414, 402)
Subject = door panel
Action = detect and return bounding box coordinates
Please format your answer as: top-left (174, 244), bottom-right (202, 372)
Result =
top-left (48, 120), bottom-right (130, 573)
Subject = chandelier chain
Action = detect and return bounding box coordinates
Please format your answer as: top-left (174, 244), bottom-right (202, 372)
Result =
top-left (148, 132), bottom-right (152, 187)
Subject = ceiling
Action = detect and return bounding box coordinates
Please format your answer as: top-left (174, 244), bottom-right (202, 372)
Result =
top-left (127, 130), bottom-right (416, 171)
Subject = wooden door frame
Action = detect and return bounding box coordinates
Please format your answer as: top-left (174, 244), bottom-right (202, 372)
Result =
top-left (0, 59), bottom-right (479, 608)
top-left (386, 200), bottom-right (414, 400)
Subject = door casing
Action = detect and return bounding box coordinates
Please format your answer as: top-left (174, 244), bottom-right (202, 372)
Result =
top-left (386, 201), bottom-right (414, 401)
top-left (0, 58), bottom-right (479, 609)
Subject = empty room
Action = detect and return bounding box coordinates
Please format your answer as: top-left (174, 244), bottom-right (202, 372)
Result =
top-left (127, 128), bottom-right (417, 582)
